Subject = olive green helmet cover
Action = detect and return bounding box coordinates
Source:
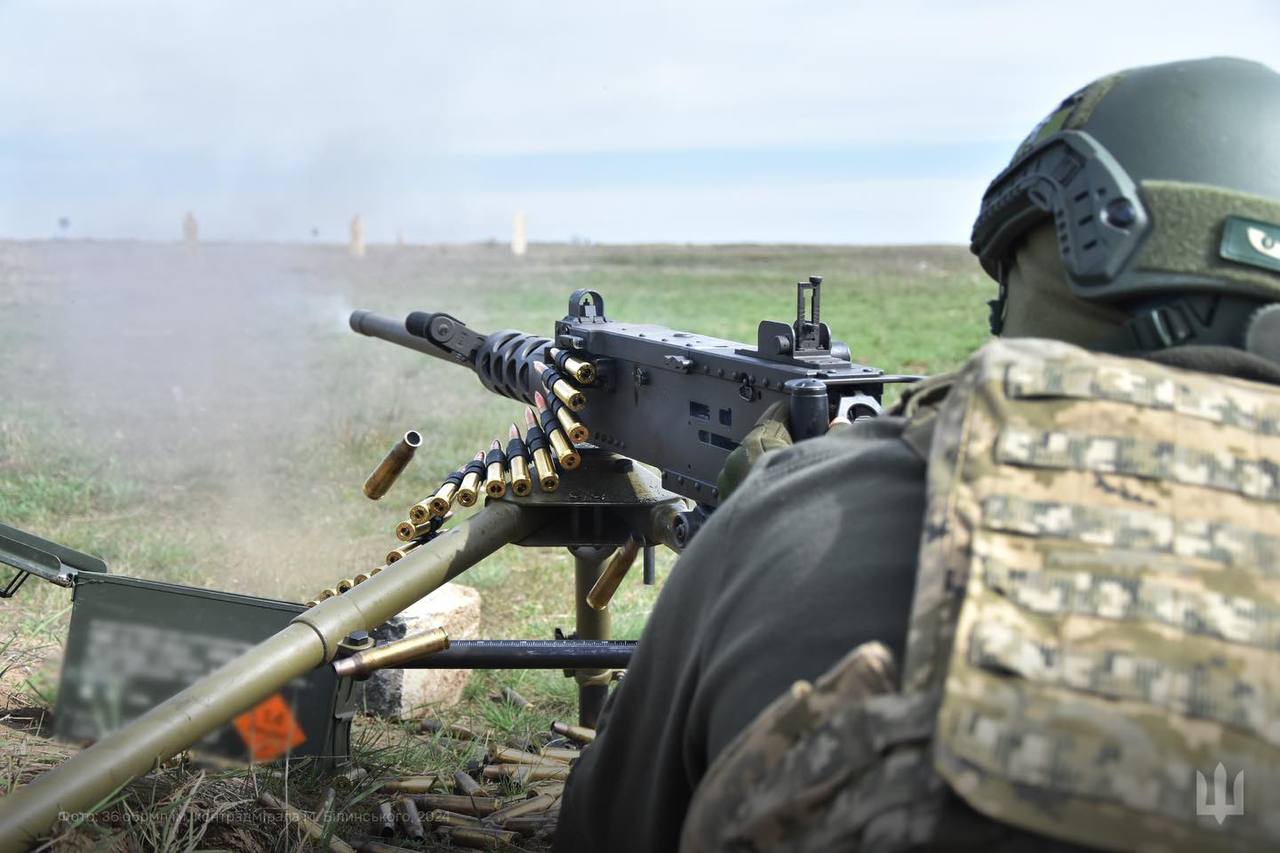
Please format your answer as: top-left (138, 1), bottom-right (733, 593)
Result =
top-left (973, 57), bottom-right (1280, 359)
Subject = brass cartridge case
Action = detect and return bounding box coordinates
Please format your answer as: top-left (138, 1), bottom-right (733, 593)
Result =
top-left (531, 448), bottom-right (558, 492)
top-left (548, 376), bottom-right (586, 411)
top-left (336, 577), bottom-right (355, 594)
top-left (381, 775), bottom-right (446, 794)
top-left (547, 429), bottom-right (580, 470)
top-left (560, 352), bottom-right (597, 385)
top-left (551, 721), bottom-right (596, 744)
top-left (400, 797), bottom-right (426, 841)
top-left (485, 793), bottom-right (558, 824)
top-left (427, 481), bottom-right (459, 518)
top-left (333, 626), bottom-right (450, 679)
top-left (553, 404), bottom-right (589, 443)
top-left (586, 538), bottom-right (641, 610)
top-left (377, 800), bottom-right (396, 837)
top-left (426, 808), bottom-right (483, 829)
top-left (508, 455), bottom-right (532, 496)
top-left (397, 519), bottom-right (432, 542)
top-left (446, 826), bottom-right (518, 848)
top-left (415, 793), bottom-right (500, 816)
top-left (457, 472), bottom-right (482, 506)
top-left (386, 538), bottom-right (425, 564)
top-left (481, 763), bottom-right (570, 783)
top-left (538, 745), bottom-right (580, 763)
top-left (363, 430), bottom-right (422, 500)
top-left (484, 461), bottom-right (506, 498)
top-left (450, 772), bottom-right (490, 798)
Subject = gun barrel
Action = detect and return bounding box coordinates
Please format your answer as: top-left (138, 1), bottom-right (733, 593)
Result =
top-left (0, 502), bottom-right (540, 851)
top-left (349, 310), bottom-right (448, 360)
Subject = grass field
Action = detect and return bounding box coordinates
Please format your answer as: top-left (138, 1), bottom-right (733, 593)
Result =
top-left (0, 239), bottom-right (990, 849)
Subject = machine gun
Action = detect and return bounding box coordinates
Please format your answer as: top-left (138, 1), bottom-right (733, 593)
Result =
top-left (351, 277), bottom-right (915, 544)
top-left (0, 277), bottom-right (919, 849)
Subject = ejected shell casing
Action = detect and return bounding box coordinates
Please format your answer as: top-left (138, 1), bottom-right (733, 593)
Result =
top-left (549, 347), bottom-right (597, 385)
top-left (445, 826), bottom-right (519, 849)
top-left (586, 537), bottom-right (642, 610)
top-left (426, 808), bottom-right (483, 829)
top-left (534, 361), bottom-right (586, 412)
top-left (381, 775), bottom-right (445, 794)
top-left (482, 764), bottom-right (571, 783)
top-left (396, 519), bottom-right (433, 542)
top-left (399, 797), bottom-right (426, 841)
top-left (506, 424), bottom-right (533, 497)
top-left (451, 772), bottom-right (490, 798)
top-left (539, 745), bottom-right (580, 763)
top-left (377, 800), bottom-right (396, 837)
top-left (333, 626), bottom-right (450, 679)
top-left (488, 746), bottom-right (563, 768)
top-left (536, 392), bottom-right (580, 469)
top-left (550, 396), bottom-right (589, 443)
top-left (483, 440), bottom-right (507, 498)
top-left (551, 721), bottom-right (596, 744)
top-left (415, 793), bottom-right (500, 816)
top-left (501, 815), bottom-right (559, 836)
top-left (485, 793), bottom-right (558, 825)
top-left (457, 452), bottom-right (486, 507)
top-left (363, 430), bottom-right (423, 500)
top-left (523, 408), bottom-right (559, 492)
top-left (332, 766), bottom-right (368, 792)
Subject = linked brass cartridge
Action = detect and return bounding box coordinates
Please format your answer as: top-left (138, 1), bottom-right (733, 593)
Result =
top-left (533, 360), bottom-right (586, 412)
top-left (386, 537), bottom-right (428, 564)
top-left (535, 391), bottom-right (580, 470)
top-left (336, 577), bottom-right (355, 593)
top-left (523, 407), bottom-right (559, 492)
top-left (362, 430), bottom-right (422, 500)
top-left (457, 452), bottom-right (486, 507)
top-left (548, 346), bottom-right (597, 384)
top-left (397, 519), bottom-right (433, 542)
top-left (416, 468), bottom-right (464, 521)
top-left (549, 396), bottom-right (589, 443)
top-left (483, 440), bottom-right (507, 498)
top-left (505, 423), bottom-right (533, 497)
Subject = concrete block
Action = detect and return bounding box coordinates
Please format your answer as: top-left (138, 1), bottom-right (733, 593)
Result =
top-left (358, 582), bottom-right (481, 719)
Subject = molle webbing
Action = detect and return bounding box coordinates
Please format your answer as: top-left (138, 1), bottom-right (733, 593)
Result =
top-left (908, 337), bottom-right (1280, 851)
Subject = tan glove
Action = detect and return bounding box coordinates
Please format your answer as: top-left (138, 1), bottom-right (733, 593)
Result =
top-left (716, 403), bottom-right (853, 500)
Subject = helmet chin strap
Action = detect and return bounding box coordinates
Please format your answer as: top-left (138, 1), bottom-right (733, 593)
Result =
top-left (1095, 294), bottom-right (1280, 368)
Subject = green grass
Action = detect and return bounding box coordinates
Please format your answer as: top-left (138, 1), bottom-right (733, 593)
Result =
top-left (0, 239), bottom-right (991, 849)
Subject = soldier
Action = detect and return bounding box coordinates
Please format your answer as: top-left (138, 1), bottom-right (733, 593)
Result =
top-left (555, 57), bottom-right (1280, 852)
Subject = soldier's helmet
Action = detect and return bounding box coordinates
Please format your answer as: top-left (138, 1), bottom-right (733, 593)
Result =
top-left (971, 57), bottom-right (1280, 363)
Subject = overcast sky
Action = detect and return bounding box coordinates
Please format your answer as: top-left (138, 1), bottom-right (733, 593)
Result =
top-left (2, 1), bottom-right (1277, 244)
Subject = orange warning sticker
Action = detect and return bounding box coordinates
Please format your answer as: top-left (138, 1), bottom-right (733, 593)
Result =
top-left (233, 693), bottom-right (307, 761)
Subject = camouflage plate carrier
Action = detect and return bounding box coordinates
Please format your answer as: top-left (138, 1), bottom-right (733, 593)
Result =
top-left (681, 338), bottom-right (1280, 852)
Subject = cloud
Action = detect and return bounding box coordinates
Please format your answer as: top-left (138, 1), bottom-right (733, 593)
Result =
top-left (1, 0), bottom-right (1276, 241)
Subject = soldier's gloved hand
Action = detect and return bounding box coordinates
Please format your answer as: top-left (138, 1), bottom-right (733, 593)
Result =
top-left (717, 402), bottom-right (854, 500)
